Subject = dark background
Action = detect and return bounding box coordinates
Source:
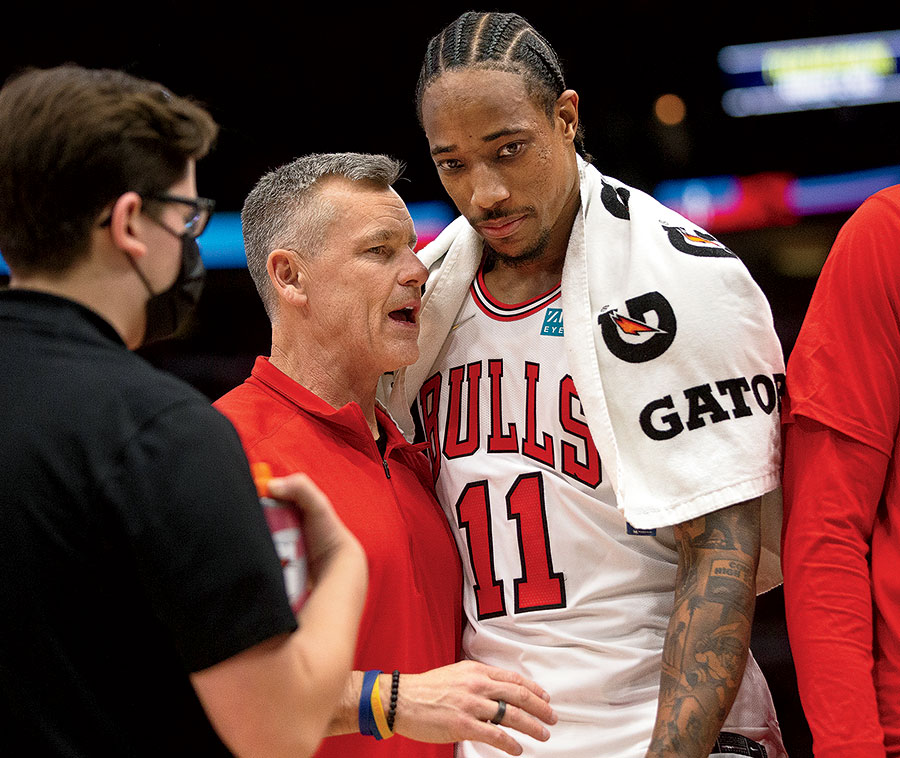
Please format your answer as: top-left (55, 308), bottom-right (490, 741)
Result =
top-left (5, 4), bottom-right (900, 755)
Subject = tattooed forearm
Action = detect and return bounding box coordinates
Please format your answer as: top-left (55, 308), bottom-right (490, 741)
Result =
top-left (646, 498), bottom-right (761, 758)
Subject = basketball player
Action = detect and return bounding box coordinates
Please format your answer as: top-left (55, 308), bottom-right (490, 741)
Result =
top-left (386, 12), bottom-right (787, 758)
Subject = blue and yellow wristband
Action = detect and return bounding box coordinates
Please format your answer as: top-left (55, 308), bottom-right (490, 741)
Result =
top-left (359, 670), bottom-right (394, 740)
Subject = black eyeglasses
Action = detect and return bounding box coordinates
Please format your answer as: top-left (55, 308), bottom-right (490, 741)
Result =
top-left (140, 193), bottom-right (216, 239)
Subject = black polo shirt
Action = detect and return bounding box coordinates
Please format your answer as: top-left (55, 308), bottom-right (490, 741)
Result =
top-left (0, 290), bottom-right (297, 756)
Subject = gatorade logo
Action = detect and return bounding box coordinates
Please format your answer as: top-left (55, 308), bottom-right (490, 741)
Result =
top-left (598, 291), bottom-right (676, 363)
top-left (663, 225), bottom-right (736, 259)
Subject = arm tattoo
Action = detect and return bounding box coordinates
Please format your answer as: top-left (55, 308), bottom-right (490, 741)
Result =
top-left (646, 498), bottom-right (761, 758)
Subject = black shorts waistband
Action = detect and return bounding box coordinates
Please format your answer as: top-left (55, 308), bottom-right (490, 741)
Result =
top-left (711, 731), bottom-right (768, 757)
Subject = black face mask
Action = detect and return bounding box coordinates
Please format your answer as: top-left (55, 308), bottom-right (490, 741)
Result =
top-left (133, 233), bottom-right (206, 345)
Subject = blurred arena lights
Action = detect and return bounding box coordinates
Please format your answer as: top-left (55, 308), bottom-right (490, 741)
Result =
top-left (653, 93), bottom-right (687, 126)
top-left (654, 164), bottom-right (900, 233)
top-left (719, 29), bottom-right (900, 117)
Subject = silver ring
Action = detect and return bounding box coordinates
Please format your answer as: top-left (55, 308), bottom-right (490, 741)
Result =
top-left (489, 699), bottom-right (507, 725)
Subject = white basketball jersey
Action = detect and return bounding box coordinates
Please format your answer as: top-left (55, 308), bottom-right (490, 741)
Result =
top-left (416, 263), bottom-right (784, 758)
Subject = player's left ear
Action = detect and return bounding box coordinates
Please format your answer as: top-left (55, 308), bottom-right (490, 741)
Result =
top-left (268, 248), bottom-right (308, 308)
top-left (556, 89), bottom-right (579, 143)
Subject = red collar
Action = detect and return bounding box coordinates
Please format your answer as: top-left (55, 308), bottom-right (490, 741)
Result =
top-left (248, 356), bottom-right (425, 457)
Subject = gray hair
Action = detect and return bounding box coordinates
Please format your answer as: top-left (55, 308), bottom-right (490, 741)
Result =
top-left (241, 152), bottom-right (403, 320)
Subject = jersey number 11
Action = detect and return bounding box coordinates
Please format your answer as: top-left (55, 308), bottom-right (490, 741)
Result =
top-left (455, 471), bottom-right (567, 620)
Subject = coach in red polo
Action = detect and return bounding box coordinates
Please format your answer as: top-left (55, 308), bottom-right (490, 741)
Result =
top-left (215, 152), bottom-right (557, 758)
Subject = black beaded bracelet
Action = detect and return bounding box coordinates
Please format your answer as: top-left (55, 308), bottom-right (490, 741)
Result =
top-left (387, 670), bottom-right (400, 732)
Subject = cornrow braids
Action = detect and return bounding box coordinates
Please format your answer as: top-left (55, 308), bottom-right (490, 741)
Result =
top-left (480, 13), bottom-right (517, 59)
top-left (516, 34), bottom-right (566, 95)
top-left (415, 11), bottom-right (589, 159)
top-left (451, 11), bottom-right (477, 62)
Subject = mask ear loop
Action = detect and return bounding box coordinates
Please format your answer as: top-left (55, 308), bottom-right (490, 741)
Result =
top-left (123, 250), bottom-right (158, 299)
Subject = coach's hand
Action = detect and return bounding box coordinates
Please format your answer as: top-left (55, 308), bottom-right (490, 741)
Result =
top-left (391, 660), bottom-right (557, 755)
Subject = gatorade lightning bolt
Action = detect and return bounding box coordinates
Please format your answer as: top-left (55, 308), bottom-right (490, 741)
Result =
top-left (251, 462), bottom-right (308, 614)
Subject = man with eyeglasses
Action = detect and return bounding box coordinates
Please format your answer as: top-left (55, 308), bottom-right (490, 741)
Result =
top-left (96, 190), bottom-right (216, 344)
top-left (0, 65), bottom-right (368, 758)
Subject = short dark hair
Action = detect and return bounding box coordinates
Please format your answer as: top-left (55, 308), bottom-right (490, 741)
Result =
top-left (415, 11), bottom-right (588, 158)
top-left (0, 65), bottom-right (219, 276)
top-left (241, 152), bottom-right (403, 320)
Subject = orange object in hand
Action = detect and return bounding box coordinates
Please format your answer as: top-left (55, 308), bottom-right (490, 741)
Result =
top-left (251, 462), bottom-right (309, 614)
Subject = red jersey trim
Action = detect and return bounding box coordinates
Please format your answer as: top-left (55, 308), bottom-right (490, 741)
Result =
top-left (470, 259), bottom-right (561, 321)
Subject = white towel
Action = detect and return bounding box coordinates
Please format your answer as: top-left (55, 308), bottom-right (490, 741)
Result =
top-left (387, 158), bottom-right (785, 593)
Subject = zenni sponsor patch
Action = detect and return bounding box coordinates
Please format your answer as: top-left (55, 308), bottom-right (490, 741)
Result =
top-left (541, 308), bottom-right (564, 336)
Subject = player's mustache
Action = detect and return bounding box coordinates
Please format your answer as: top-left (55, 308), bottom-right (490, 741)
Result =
top-left (471, 206), bottom-right (535, 225)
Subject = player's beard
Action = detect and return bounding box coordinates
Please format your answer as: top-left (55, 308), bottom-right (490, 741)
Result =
top-left (484, 226), bottom-right (552, 270)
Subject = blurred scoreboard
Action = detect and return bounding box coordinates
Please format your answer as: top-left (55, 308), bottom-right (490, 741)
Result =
top-left (719, 29), bottom-right (900, 117)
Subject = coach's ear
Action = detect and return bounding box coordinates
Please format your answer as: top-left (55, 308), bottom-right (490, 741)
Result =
top-left (268, 248), bottom-right (308, 308)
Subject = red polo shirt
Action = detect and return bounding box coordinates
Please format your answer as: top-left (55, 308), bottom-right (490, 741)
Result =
top-left (216, 357), bottom-right (462, 758)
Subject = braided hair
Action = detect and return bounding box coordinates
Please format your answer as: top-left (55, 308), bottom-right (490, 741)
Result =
top-left (416, 11), bottom-right (588, 159)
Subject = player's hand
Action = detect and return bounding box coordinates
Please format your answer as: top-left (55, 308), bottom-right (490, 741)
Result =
top-left (390, 660), bottom-right (557, 755)
top-left (267, 473), bottom-right (365, 585)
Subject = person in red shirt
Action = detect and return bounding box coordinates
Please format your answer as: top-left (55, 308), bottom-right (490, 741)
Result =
top-left (782, 183), bottom-right (900, 758)
top-left (215, 152), bottom-right (557, 758)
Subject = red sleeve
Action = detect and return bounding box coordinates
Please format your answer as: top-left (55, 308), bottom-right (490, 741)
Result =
top-left (782, 186), bottom-right (900, 758)
top-left (782, 417), bottom-right (887, 758)
top-left (783, 187), bottom-right (900, 453)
